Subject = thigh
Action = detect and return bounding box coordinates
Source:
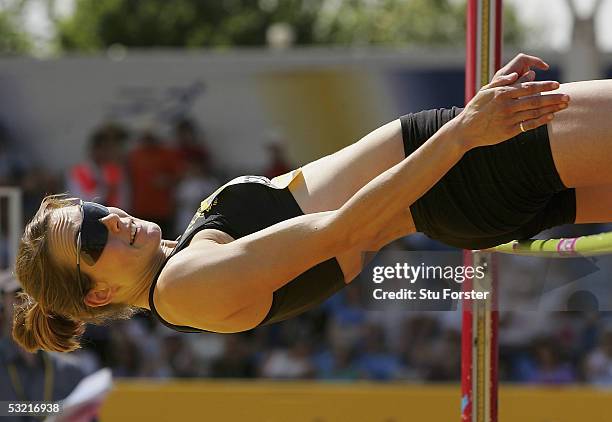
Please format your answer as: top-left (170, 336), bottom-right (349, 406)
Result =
top-left (285, 119), bottom-right (405, 213)
top-left (270, 119), bottom-right (415, 283)
top-left (575, 185), bottom-right (612, 224)
top-left (548, 80), bottom-right (612, 188)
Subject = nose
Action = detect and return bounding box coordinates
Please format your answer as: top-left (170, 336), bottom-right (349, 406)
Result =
top-left (99, 213), bottom-right (125, 234)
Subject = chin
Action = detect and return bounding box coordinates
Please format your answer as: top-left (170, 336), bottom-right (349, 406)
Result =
top-left (135, 219), bottom-right (162, 249)
top-left (150, 222), bottom-right (163, 241)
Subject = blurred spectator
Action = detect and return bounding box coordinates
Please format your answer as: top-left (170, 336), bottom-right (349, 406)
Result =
top-left (424, 328), bottom-right (461, 381)
top-left (172, 118), bottom-right (211, 172)
top-left (80, 324), bottom-right (113, 374)
top-left (107, 328), bottom-right (144, 378)
top-left (356, 323), bottom-right (404, 380)
top-left (158, 331), bottom-right (202, 378)
top-left (0, 123), bottom-right (27, 186)
top-left (585, 324), bottom-right (612, 385)
top-left (20, 165), bottom-right (63, 225)
top-left (0, 123), bottom-right (58, 269)
top-left (210, 335), bottom-right (256, 378)
top-left (259, 337), bottom-right (315, 379)
top-left (314, 344), bottom-right (359, 380)
top-left (398, 315), bottom-right (442, 379)
top-left (263, 142), bottom-right (292, 179)
top-left (0, 276), bottom-right (95, 420)
top-left (100, 319), bottom-right (163, 378)
top-left (556, 309), bottom-right (599, 365)
top-left (128, 130), bottom-right (182, 238)
top-left (178, 330), bottom-right (225, 376)
top-left (174, 157), bottom-right (220, 233)
top-left (324, 284), bottom-right (367, 350)
top-left (499, 310), bottom-right (562, 381)
top-left (66, 124), bottom-right (129, 208)
top-left (518, 337), bottom-right (577, 384)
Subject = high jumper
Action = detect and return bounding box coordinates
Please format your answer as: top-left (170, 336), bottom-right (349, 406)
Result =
top-left (12, 53), bottom-right (612, 352)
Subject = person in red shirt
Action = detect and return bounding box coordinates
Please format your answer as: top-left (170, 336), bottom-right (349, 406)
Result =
top-left (172, 118), bottom-right (211, 173)
top-left (67, 125), bottom-right (128, 209)
top-left (128, 130), bottom-right (182, 238)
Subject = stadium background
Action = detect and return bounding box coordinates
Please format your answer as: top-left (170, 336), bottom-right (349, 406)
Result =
top-left (2, 1), bottom-right (612, 421)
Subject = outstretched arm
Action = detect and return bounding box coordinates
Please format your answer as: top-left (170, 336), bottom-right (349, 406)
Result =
top-left (333, 79), bottom-right (568, 250)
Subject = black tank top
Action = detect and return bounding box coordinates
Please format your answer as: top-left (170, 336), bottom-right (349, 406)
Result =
top-left (148, 171), bottom-right (346, 333)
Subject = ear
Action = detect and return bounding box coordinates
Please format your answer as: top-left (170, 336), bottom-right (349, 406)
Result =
top-left (84, 285), bottom-right (114, 307)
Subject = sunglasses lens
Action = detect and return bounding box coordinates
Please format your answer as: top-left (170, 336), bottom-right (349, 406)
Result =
top-left (80, 202), bottom-right (109, 265)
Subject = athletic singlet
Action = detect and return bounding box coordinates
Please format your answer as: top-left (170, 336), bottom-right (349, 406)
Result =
top-left (147, 170), bottom-right (346, 333)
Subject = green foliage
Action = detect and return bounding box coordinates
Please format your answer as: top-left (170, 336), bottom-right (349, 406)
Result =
top-left (501, 1), bottom-right (525, 46)
top-left (315, 0), bottom-right (463, 45)
top-left (56, 0), bottom-right (525, 51)
top-left (0, 10), bottom-right (32, 54)
top-left (57, 0), bottom-right (325, 51)
top-left (317, 0), bottom-right (524, 46)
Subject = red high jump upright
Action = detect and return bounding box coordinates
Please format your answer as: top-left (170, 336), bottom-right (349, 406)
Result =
top-left (461, 1), bottom-right (502, 422)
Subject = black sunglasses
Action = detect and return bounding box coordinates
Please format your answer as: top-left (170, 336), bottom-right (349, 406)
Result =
top-left (76, 200), bottom-right (110, 282)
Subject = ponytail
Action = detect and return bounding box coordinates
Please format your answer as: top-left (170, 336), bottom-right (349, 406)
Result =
top-left (12, 293), bottom-right (86, 353)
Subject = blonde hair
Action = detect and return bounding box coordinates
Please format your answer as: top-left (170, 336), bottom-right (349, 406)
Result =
top-left (12, 194), bottom-right (141, 352)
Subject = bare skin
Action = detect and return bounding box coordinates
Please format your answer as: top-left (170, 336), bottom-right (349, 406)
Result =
top-left (546, 80), bottom-right (612, 224)
top-left (48, 205), bottom-right (176, 309)
top-left (149, 60), bottom-right (572, 332)
top-left (48, 54), bottom-right (610, 334)
top-left (287, 80), bottom-right (612, 272)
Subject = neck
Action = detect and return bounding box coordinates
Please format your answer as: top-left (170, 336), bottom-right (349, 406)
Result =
top-left (129, 239), bottom-right (177, 309)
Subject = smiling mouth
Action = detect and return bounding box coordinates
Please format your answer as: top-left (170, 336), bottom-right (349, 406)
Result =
top-left (130, 221), bottom-right (138, 245)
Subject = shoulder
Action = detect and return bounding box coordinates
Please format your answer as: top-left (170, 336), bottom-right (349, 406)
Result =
top-left (153, 238), bottom-right (272, 332)
top-left (153, 272), bottom-right (272, 334)
top-left (154, 236), bottom-right (223, 313)
top-left (152, 260), bottom-right (218, 331)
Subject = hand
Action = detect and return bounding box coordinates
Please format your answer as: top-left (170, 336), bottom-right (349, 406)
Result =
top-left (485, 53), bottom-right (550, 89)
top-left (455, 79), bottom-right (569, 150)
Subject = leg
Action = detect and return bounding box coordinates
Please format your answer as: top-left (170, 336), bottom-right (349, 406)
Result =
top-left (286, 119), bottom-right (405, 213)
top-left (548, 80), bottom-right (612, 188)
top-left (575, 185), bottom-right (612, 224)
top-left (275, 119), bottom-right (415, 282)
top-left (336, 207), bottom-right (416, 283)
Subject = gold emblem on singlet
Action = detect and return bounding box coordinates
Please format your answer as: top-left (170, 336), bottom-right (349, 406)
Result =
top-left (183, 168), bottom-right (303, 234)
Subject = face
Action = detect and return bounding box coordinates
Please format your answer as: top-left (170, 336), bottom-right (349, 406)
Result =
top-left (49, 202), bottom-right (163, 291)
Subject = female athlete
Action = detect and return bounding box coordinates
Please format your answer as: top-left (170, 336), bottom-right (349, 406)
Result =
top-left (12, 54), bottom-right (612, 352)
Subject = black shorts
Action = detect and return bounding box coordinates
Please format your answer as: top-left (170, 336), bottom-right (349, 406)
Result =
top-left (400, 107), bottom-right (576, 250)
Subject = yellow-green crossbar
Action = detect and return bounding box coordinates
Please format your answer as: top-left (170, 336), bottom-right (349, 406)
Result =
top-left (486, 231), bottom-right (612, 257)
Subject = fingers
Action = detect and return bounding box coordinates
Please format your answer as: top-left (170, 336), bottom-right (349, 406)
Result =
top-left (516, 70), bottom-right (536, 84)
top-left (500, 80), bottom-right (561, 99)
top-left (513, 102), bottom-right (568, 124)
top-left (516, 53), bottom-right (549, 70)
top-left (486, 72), bottom-right (519, 88)
top-left (493, 53), bottom-right (550, 93)
top-left (512, 113), bottom-right (555, 136)
top-left (507, 93), bottom-right (570, 113)
top-left (504, 53), bottom-right (550, 72)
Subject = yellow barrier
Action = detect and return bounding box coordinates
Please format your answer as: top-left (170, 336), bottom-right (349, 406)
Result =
top-left (99, 381), bottom-right (612, 422)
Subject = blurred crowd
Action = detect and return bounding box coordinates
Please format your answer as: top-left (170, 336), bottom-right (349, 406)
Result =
top-left (1, 117), bottom-right (612, 389)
